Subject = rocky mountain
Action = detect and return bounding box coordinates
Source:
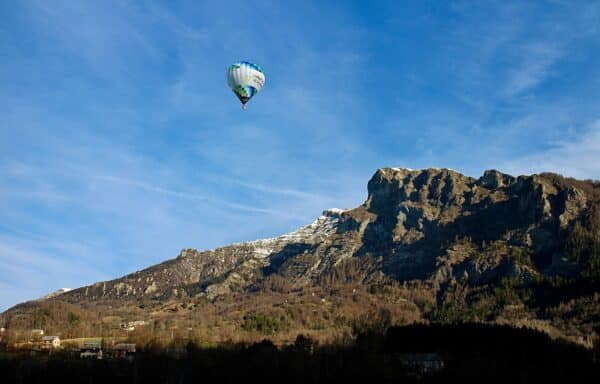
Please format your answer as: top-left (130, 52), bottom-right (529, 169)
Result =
top-left (2, 168), bottom-right (599, 346)
top-left (55, 167), bottom-right (590, 300)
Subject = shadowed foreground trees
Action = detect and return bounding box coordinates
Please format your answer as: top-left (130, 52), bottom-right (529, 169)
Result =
top-left (1, 323), bottom-right (598, 384)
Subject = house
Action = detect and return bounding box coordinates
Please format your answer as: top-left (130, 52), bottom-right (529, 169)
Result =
top-left (41, 336), bottom-right (61, 350)
top-left (80, 342), bottom-right (102, 359)
top-left (120, 320), bottom-right (147, 331)
top-left (83, 341), bottom-right (101, 349)
top-left (80, 349), bottom-right (103, 359)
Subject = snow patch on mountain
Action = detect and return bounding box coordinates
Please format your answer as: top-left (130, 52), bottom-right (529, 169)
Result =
top-left (238, 209), bottom-right (345, 259)
top-left (38, 288), bottom-right (72, 301)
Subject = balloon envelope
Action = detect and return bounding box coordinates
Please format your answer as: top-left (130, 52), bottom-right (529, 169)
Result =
top-left (227, 61), bottom-right (265, 107)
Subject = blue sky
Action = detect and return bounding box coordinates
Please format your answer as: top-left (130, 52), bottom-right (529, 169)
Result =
top-left (1, 0), bottom-right (600, 311)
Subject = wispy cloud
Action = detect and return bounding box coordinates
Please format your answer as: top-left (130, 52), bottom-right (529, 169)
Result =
top-left (503, 42), bottom-right (564, 97)
top-left (96, 175), bottom-right (209, 202)
top-left (0, 233), bottom-right (111, 309)
top-left (217, 176), bottom-right (332, 201)
top-left (96, 174), bottom-right (302, 217)
top-left (502, 119), bottom-right (600, 179)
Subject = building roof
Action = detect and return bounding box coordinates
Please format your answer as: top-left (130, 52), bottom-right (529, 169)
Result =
top-left (42, 336), bottom-right (60, 341)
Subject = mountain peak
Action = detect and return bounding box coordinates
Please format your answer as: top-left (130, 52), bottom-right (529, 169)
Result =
top-left (477, 169), bottom-right (516, 189)
top-left (322, 208), bottom-right (346, 218)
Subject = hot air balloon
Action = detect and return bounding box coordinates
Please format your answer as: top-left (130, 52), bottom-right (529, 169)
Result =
top-left (227, 61), bottom-right (265, 110)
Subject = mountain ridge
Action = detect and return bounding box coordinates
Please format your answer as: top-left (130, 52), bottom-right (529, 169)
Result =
top-left (2, 167), bottom-right (599, 346)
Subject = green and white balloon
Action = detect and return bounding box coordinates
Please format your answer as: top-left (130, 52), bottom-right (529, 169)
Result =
top-left (227, 61), bottom-right (265, 110)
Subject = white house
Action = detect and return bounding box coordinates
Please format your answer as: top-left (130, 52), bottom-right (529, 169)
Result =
top-left (80, 342), bottom-right (102, 359)
top-left (80, 349), bottom-right (103, 359)
top-left (42, 336), bottom-right (61, 349)
top-left (83, 341), bottom-right (101, 349)
top-left (120, 320), bottom-right (147, 331)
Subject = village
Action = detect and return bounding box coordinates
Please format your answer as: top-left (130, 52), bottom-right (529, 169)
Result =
top-left (0, 321), bottom-right (148, 360)
top-left (4, 323), bottom-right (448, 374)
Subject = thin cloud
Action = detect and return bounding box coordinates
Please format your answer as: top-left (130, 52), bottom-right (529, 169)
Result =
top-left (0, 234), bottom-right (110, 311)
top-left (95, 174), bottom-right (302, 218)
top-left (96, 175), bottom-right (210, 202)
top-left (504, 42), bottom-right (564, 97)
top-left (502, 119), bottom-right (600, 179)
top-left (218, 176), bottom-right (332, 201)
top-left (146, 1), bottom-right (209, 41)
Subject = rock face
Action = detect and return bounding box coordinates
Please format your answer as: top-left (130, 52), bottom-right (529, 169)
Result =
top-left (58, 168), bottom-right (590, 304)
